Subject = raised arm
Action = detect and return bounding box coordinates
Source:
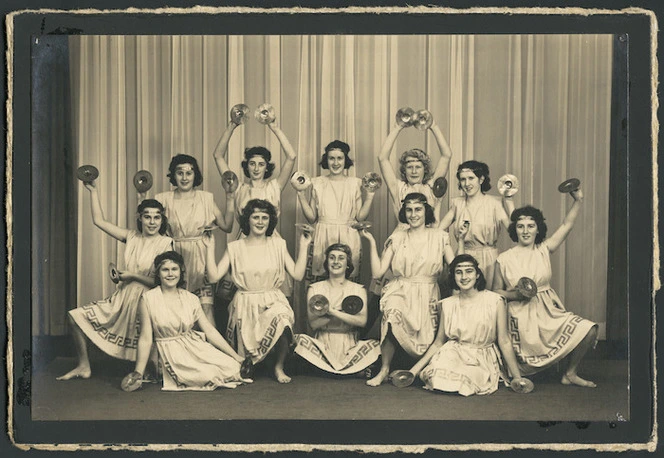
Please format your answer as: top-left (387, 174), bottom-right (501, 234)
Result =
top-left (360, 230), bottom-right (394, 279)
top-left (212, 121), bottom-right (239, 177)
top-left (213, 191), bottom-right (236, 233)
top-left (204, 234), bottom-right (231, 283)
top-left (428, 123), bottom-right (453, 182)
top-left (296, 187), bottom-right (318, 224)
top-left (132, 297), bottom-right (153, 376)
top-left (284, 231), bottom-right (313, 281)
top-left (502, 195), bottom-right (515, 220)
top-left (356, 188), bottom-right (376, 222)
top-left (496, 297), bottom-right (525, 382)
top-left (410, 306), bottom-right (446, 376)
top-left (326, 287), bottom-right (369, 329)
top-left (268, 123), bottom-right (298, 191)
top-left (545, 189), bottom-right (584, 253)
top-left (438, 206), bottom-right (456, 232)
top-left (378, 124), bottom-right (406, 206)
top-left (84, 182), bottom-right (130, 242)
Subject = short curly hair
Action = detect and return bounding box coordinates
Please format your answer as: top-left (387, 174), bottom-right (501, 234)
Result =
top-left (239, 199), bottom-right (278, 237)
top-left (398, 192), bottom-right (436, 225)
top-left (153, 251), bottom-right (187, 289)
top-left (508, 206), bottom-right (547, 244)
top-left (456, 160), bottom-right (491, 193)
top-left (448, 254), bottom-right (487, 291)
top-left (320, 140), bottom-right (354, 169)
top-left (136, 199), bottom-right (170, 235)
top-left (399, 149), bottom-right (433, 183)
top-left (241, 147), bottom-right (276, 179)
top-left (167, 154), bottom-right (203, 188)
top-left (322, 243), bottom-right (354, 279)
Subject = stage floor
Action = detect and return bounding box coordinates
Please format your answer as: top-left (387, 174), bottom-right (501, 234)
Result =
top-left (32, 357), bottom-right (629, 422)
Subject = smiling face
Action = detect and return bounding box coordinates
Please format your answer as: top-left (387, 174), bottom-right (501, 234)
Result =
top-left (515, 215), bottom-right (538, 247)
top-left (158, 260), bottom-right (181, 289)
top-left (247, 155), bottom-right (268, 181)
top-left (454, 261), bottom-right (479, 292)
top-left (458, 169), bottom-right (484, 197)
top-left (327, 249), bottom-right (348, 277)
top-left (404, 200), bottom-right (426, 229)
top-left (249, 209), bottom-right (271, 236)
top-left (174, 164), bottom-right (195, 191)
top-left (327, 149), bottom-right (346, 176)
top-left (405, 158), bottom-right (425, 185)
top-left (140, 208), bottom-right (163, 236)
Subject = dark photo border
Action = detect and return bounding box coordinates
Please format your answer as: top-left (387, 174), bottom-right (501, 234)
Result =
top-left (4, 0), bottom-right (658, 453)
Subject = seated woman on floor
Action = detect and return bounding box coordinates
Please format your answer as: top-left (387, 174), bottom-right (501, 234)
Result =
top-left (294, 243), bottom-right (381, 375)
top-left (126, 251), bottom-right (252, 391)
top-left (407, 254), bottom-right (532, 396)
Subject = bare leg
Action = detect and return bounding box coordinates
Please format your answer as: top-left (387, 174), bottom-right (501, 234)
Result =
top-left (561, 325), bottom-right (598, 388)
top-left (201, 303), bottom-right (216, 329)
top-left (367, 332), bottom-right (396, 387)
top-left (56, 316), bottom-right (92, 380)
top-left (274, 334), bottom-right (291, 384)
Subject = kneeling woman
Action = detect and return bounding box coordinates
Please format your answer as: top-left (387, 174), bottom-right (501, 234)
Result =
top-left (294, 244), bottom-right (380, 375)
top-left (206, 199), bottom-right (312, 383)
top-left (131, 251), bottom-right (251, 391)
top-left (360, 193), bottom-right (462, 386)
top-left (408, 255), bottom-right (529, 396)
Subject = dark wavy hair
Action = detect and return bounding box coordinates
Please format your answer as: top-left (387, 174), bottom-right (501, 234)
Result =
top-left (320, 140), bottom-right (354, 169)
top-left (398, 192), bottom-right (436, 226)
top-left (399, 149), bottom-right (433, 183)
top-left (448, 254), bottom-right (487, 291)
top-left (239, 199), bottom-right (278, 236)
top-left (136, 199), bottom-right (170, 235)
top-left (456, 160), bottom-right (491, 193)
top-left (153, 251), bottom-right (187, 289)
top-left (508, 206), bottom-right (547, 244)
top-left (167, 154), bottom-right (203, 187)
top-left (242, 146), bottom-right (276, 179)
top-left (322, 243), bottom-right (354, 279)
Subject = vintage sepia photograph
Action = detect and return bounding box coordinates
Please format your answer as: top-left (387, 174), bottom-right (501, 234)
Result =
top-left (6, 2), bottom-right (657, 452)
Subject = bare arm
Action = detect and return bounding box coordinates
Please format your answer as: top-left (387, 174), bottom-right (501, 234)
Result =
top-left (84, 182), bottom-right (130, 242)
top-left (212, 121), bottom-right (239, 177)
top-left (544, 189), bottom-right (584, 253)
top-left (204, 234), bottom-right (231, 283)
top-left (439, 206), bottom-right (456, 232)
top-left (284, 232), bottom-right (313, 281)
top-left (492, 262), bottom-right (523, 301)
top-left (268, 123), bottom-right (298, 191)
top-left (214, 192), bottom-right (235, 233)
top-left (197, 311), bottom-right (243, 362)
top-left (429, 123), bottom-right (453, 182)
top-left (297, 188), bottom-right (318, 223)
top-left (356, 188), bottom-right (376, 221)
top-left (410, 306), bottom-right (446, 376)
top-left (360, 230), bottom-right (394, 279)
top-left (326, 287), bottom-right (369, 328)
top-left (378, 125), bottom-right (406, 207)
top-left (132, 298), bottom-right (153, 375)
top-left (502, 195), bottom-right (515, 220)
top-left (118, 272), bottom-right (155, 288)
top-left (496, 297), bottom-right (524, 381)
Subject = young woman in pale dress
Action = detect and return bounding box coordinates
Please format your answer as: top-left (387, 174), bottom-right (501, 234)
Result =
top-left (130, 251), bottom-right (251, 391)
top-left (205, 199), bottom-right (312, 383)
top-left (294, 244), bottom-right (380, 375)
top-left (493, 189), bottom-right (598, 387)
top-left (439, 160), bottom-right (515, 290)
top-left (155, 154), bottom-right (235, 328)
top-left (57, 183), bottom-right (173, 380)
top-left (408, 254), bottom-right (529, 396)
top-left (359, 193), bottom-right (466, 386)
top-left (296, 140), bottom-right (376, 281)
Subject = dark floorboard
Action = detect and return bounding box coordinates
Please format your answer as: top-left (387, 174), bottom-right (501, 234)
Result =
top-left (32, 357), bottom-right (628, 421)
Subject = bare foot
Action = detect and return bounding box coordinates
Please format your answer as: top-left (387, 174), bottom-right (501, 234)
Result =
top-left (275, 368), bottom-right (291, 384)
top-left (56, 365), bottom-right (91, 381)
top-left (561, 373), bottom-right (596, 388)
top-left (366, 370), bottom-right (389, 387)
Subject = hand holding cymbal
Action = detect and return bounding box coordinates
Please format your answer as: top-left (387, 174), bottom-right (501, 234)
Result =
top-left (133, 170), bottom-right (153, 193)
top-left (290, 171), bottom-right (312, 192)
top-left (396, 107), bottom-right (416, 127)
top-left (254, 103), bottom-right (276, 124)
top-left (309, 294), bottom-right (330, 317)
top-left (516, 277), bottom-right (538, 299)
top-left (362, 172), bottom-right (383, 192)
top-left (497, 174), bottom-right (519, 197)
top-left (557, 178), bottom-right (581, 194)
top-left (108, 263), bottom-right (120, 284)
top-left (121, 371), bottom-right (144, 392)
top-left (412, 109), bottom-right (433, 130)
top-left (341, 295), bottom-right (364, 315)
top-left (230, 103), bottom-right (250, 125)
top-left (77, 165), bottom-right (99, 184)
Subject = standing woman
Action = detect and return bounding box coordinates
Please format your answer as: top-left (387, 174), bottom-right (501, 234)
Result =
top-left (378, 119), bottom-right (453, 226)
top-left (493, 189), bottom-right (598, 387)
top-left (359, 193), bottom-right (464, 386)
top-left (155, 154), bottom-right (235, 328)
top-left (129, 251), bottom-right (251, 391)
top-left (205, 199), bottom-right (312, 383)
top-left (296, 140), bottom-right (376, 281)
top-left (439, 160), bottom-right (515, 290)
top-left (294, 244), bottom-right (381, 375)
top-left (57, 181), bottom-right (173, 380)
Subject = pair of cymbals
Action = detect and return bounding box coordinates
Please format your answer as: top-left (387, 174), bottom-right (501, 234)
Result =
top-left (395, 107), bottom-right (434, 130)
top-left (362, 172), bottom-right (383, 192)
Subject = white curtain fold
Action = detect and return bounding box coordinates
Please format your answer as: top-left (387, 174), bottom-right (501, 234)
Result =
top-left (68, 34), bottom-right (612, 337)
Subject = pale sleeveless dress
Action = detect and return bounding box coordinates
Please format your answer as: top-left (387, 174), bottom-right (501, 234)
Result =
top-left (141, 287), bottom-right (244, 391)
top-left (420, 290), bottom-right (508, 396)
top-left (70, 231), bottom-right (173, 361)
top-left (380, 228), bottom-right (449, 357)
top-left (294, 281), bottom-right (380, 374)
top-left (496, 244), bottom-right (597, 375)
top-left (226, 237), bottom-right (295, 363)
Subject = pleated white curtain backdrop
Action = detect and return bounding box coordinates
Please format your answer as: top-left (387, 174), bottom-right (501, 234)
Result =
top-left (68, 34), bottom-right (611, 337)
